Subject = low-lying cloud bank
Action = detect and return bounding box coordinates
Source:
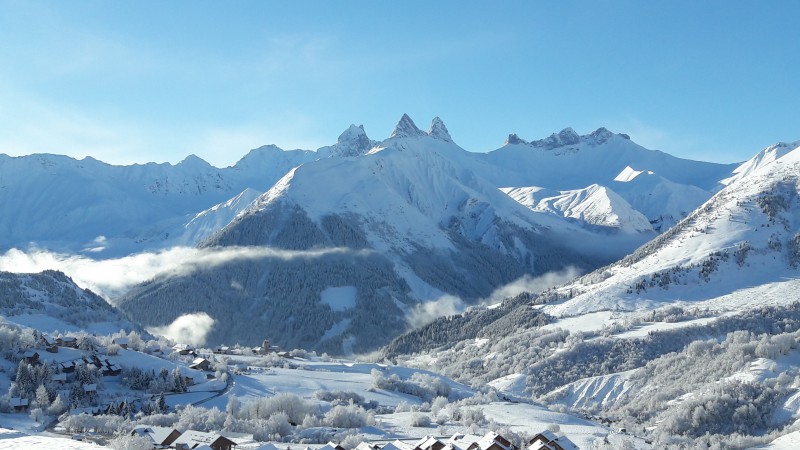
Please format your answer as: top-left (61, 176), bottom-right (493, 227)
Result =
top-left (480, 266), bottom-right (583, 305)
top-left (0, 246), bottom-right (359, 300)
top-left (149, 312), bottom-right (216, 346)
top-left (407, 266), bottom-right (582, 327)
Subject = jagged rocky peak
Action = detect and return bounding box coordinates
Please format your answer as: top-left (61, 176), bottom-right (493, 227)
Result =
top-left (428, 116), bottom-right (452, 142)
top-left (505, 133), bottom-right (528, 146)
top-left (390, 113), bottom-right (426, 139)
top-left (586, 127), bottom-right (616, 145)
top-left (558, 127), bottom-right (581, 145)
top-left (509, 126), bottom-right (628, 150)
top-left (338, 124), bottom-right (368, 144)
top-left (332, 124), bottom-right (374, 157)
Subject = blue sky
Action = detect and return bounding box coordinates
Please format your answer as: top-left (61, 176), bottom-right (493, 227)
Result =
top-left (0, 0), bottom-right (797, 167)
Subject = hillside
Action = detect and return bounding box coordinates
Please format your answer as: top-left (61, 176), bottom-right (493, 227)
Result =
top-left (0, 270), bottom-right (138, 335)
top-left (385, 142), bottom-right (800, 448)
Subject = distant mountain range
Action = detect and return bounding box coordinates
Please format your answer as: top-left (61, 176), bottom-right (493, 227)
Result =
top-left (0, 114), bottom-right (758, 353)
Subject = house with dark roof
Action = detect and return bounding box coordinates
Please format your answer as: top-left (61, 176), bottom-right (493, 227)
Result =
top-left (527, 432), bottom-right (578, 450)
top-left (174, 430), bottom-right (237, 450)
top-left (131, 425), bottom-right (182, 448)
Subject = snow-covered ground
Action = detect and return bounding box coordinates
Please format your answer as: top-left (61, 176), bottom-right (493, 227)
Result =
top-left (0, 428), bottom-right (104, 450)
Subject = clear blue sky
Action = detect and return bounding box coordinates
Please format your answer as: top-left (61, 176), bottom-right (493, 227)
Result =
top-left (0, 0), bottom-right (797, 167)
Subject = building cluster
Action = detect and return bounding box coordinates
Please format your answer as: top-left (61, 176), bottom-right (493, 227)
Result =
top-left (129, 429), bottom-right (577, 450)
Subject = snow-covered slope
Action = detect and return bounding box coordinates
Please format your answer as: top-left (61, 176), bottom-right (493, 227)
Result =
top-left (174, 188), bottom-right (263, 245)
top-left (501, 184), bottom-right (654, 234)
top-left (0, 270), bottom-right (138, 334)
top-left (609, 166), bottom-right (712, 230)
top-left (0, 149), bottom-right (312, 255)
top-left (541, 143), bottom-right (800, 318)
top-left (719, 140), bottom-right (800, 187)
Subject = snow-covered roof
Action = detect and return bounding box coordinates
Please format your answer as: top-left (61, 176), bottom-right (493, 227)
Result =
top-left (384, 441), bottom-right (414, 450)
top-left (52, 373), bottom-right (67, 381)
top-left (414, 436), bottom-right (444, 450)
top-left (318, 441), bottom-right (346, 450)
top-left (477, 432), bottom-right (511, 450)
top-left (255, 443), bottom-right (281, 450)
top-left (175, 430), bottom-right (235, 448)
top-left (9, 397), bottom-right (29, 407)
top-left (528, 431), bottom-right (578, 450)
top-left (132, 425), bottom-right (179, 445)
top-left (82, 383), bottom-right (97, 392)
top-left (69, 406), bottom-right (101, 415)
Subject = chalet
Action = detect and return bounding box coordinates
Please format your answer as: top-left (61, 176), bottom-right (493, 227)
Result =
top-left (414, 436), bottom-right (446, 450)
top-left (382, 442), bottom-right (413, 450)
top-left (9, 397), bottom-right (29, 411)
top-left (254, 444), bottom-right (281, 450)
top-left (40, 334), bottom-right (56, 346)
top-left (58, 336), bottom-right (78, 348)
top-left (318, 442), bottom-right (347, 450)
top-left (112, 337), bottom-right (129, 349)
top-left (189, 357), bottom-right (212, 371)
top-left (21, 350), bottom-right (39, 365)
top-left (44, 343), bottom-right (59, 353)
top-left (214, 346), bottom-right (230, 354)
top-left (103, 362), bottom-right (122, 376)
top-left (173, 344), bottom-right (195, 356)
top-left (60, 361), bottom-right (77, 373)
top-left (83, 383), bottom-right (97, 396)
top-left (174, 430), bottom-right (237, 450)
top-left (145, 345), bottom-right (162, 354)
top-left (131, 425), bottom-right (182, 448)
top-left (471, 431), bottom-right (514, 450)
top-left (69, 406), bottom-right (102, 416)
top-left (527, 432), bottom-right (578, 450)
top-left (355, 443), bottom-right (381, 450)
top-left (52, 373), bottom-right (67, 385)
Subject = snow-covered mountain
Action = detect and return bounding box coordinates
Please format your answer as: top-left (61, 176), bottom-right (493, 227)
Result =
top-left (718, 140), bottom-right (800, 187)
top-left (446, 127), bottom-right (735, 230)
top-left (384, 142), bottom-right (800, 447)
top-left (479, 127), bottom-right (737, 191)
top-left (501, 184), bottom-right (654, 234)
top-left (542, 142), bottom-right (800, 317)
top-left (117, 116), bottom-right (615, 354)
top-left (0, 150), bottom-right (308, 256)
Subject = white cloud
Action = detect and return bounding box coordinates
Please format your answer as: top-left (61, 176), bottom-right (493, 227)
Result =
top-left (0, 246), bottom-right (359, 300)
top-left (405, 267), bottom-right (581, 328)
top-left (407, 294), bottom-right (466, 329)
top-left (481, 266), bottom-right (583, 305)
top-left (149, 313), bottom-right (216, 346)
